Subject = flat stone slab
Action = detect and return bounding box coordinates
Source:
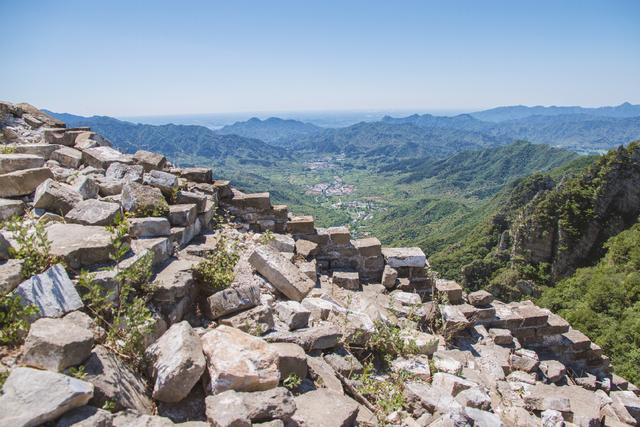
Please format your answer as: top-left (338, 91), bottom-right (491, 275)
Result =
top-left (0, 153), bottom-right (45, 174)
top-left (0, 198), bottom-right (24, 221)
top-left (51, 147), bottom-right (83, 169)
top-left (65, 199), bottom-right (121, 226)
top-left (382, 247), bottom-right (427, 268)
top-left (129, 217), bottom-right (171, 238)
top-left (0, 367), bottom-right (94, 427)
top-left (292, 389), bottom-right (359, 427)
top-left (0, 259), bottom-right (23, 296)
top-left (13, 264), bottom-right (83, 318)
top-left (47, 223), bottom-right (113, 269)
top-left (82, 146), bottom-right (132, 169)
top-left (248, 245), bottom-right (315, 302)
top-left (34, 178), bottom-right (83, 215)
top-left (0, 167), bottom-right (53, 197)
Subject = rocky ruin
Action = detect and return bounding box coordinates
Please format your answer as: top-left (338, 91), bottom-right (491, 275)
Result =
top-left (0, 101), bottom-right (639, 426)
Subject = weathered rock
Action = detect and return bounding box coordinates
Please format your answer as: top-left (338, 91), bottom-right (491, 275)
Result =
top-left (47, 223), bottom-right (113, 268)
top-left (435, 279), bottom-right (464, 304)
top-left (72, 175), bottom-right (100, 199)
top-left (509, 348), bottom-right (540, 373)
top-left (287, 215), bottom-right (315, 235)
top-left (65, 200), bottom-right (121, 226)
top-left (83, 345), bottom-right (153, 414)
top-left (0, 259), bottom-right (23, 296)
top-left (295, 239), bottom-right (318, 258)
top-left (143, 170), bottom-right (179, 196)
top-left (64, 310), bottom-right (106, 343)
top-left (206, 387), bottom-right (295, 425)
top-left (219, 304), bottom-right (275, 335)
top-left (204, 284), bottom-right (261, 320)
top-left (467, 290), bottom-right (494, 307)
top-left (50, 147), bottom-right (83, 169)
top-left (105, 162), bottom-right (144, 183)
top-left (275, 300), bottom-right (311, 330)
top-left (268, 233), bottom-right (295, 253)
top-left (111, 410), bottom-right (186, 427)
top-left (382, 247), bottom-right (426, 268)
top-left (169, 204), bottom-right (198, 226)
top-left (249, 245), bottom-right (315, 301)
top-left (176, 191), bottom-right (208, 213)
top-left (307, 356), bottom-right (343, 393)
top-left (391, 355), bottom-right (431, 381)
top-left (201, 325), bottom-right (280, 394)
top-left (441, 305), bottom-right (471, 335)
top-left (13, 264), bottom-right (83, 318)
top-left (265, 323), bottom-right (342, 351)
top-left (611, 390), bottom-right (640, 424)
top-left (55, 406), bottom-right (114, 427)
top-left (131, 237), bottom-right (172, 266)
top-left (270, 342), bottom-right (308, 380)
top-left (539, 360), bottom-right (566, 383)
top-left (22, 316), bottom-right (94, 371)
top-left (292, 389), bottom-right (359, 427)
top-left (121, 181), bottom-right (168, 216)
top-left (205, 390), bottom-right (251, 427)
top-left (145, 321), bottom-right (206, 403)
top-left (488, 328), bottom-right (513, 346)
top-left (455, 388), bottom-right (492, 410)
top-left (523, 383), bottom-right (571, 413)
top-left (0, 153), bottom-right (45, 174)
top-left (129, 217), bottom-right (171, 238)
top-left (333, 271), bottom-right (360, 290)
top-left (181, 167), bottom-right (212, 183)
top-left (0, 197), bottom-right (24, 221)
top-left (134, 150), bottom-right (167, 172)
top-left (0, 367), bottom-right (94, 427)
top-left (33, 179), bottom-right (82, 215)
top-left (0, 167), bottom-right (54, 197)
top-left (82, 146), bottom-right (132, 169)
top-left (381, 265), bottom-right (398, 289)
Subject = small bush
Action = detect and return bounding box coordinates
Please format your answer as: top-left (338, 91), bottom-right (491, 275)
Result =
top-left (259, 230), bottom-right (275, 244)
top-left (355, 362), bottom-right (408, 419)
top-left (0, 145), bottom-right (16, 154)
top-left (282, 373), bottom-right (302, 390)
top-left (193, 236), bottom-right (239, 292)
top-left (363, 321), bottom-right (418, 364)
top-left (0, 294), bottom-right (38, 346)
top-left (6, 216), bottom-right (56, 278)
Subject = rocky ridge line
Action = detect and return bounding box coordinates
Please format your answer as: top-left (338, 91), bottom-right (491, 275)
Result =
top-left (0, 101), bottom-right (639, 427)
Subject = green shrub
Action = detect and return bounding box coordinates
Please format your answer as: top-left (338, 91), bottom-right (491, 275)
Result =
top-left (5, 216), bottom-right (56, 278)
top-left (282, 373), bottom-right (302, 390)
top-left (355, 362), bottom-right (408, 419)
top-left (193, 236), bottom-right (239, 292)
top-left (0, 294), bottom-right (38, 346)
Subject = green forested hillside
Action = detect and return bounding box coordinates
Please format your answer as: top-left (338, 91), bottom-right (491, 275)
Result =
top-left (538, 222), bottom-right (640, 383)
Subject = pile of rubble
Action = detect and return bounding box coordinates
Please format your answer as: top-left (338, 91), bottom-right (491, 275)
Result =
top-left (0, 102), bottom-right (639, 427)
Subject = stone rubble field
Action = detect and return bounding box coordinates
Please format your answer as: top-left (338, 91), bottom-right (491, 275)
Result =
top-left (0, 101), bottom-right (639, 427)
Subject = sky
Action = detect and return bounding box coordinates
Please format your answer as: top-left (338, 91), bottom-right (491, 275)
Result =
top-left (1, 0), bottom-right (639, 117)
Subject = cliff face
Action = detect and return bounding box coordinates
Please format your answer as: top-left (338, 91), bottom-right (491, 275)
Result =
top-left (511, 142), bottom-right (640, 279)
top-left (1, 102), bottom-right (639, 427)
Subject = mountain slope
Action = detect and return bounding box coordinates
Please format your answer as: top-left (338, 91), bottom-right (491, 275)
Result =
top-left (471, 102), bottom-right (640, 122)
top-left (216, 117), bottom-right (321, 144)
top-left (44, 111), bottom-right (289, 166)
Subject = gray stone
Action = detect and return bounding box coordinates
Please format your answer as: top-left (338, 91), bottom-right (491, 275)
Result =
top-left (121, 181), bottom-right (168, 215)
top-left (65, 200), bottom-right (121, 226)
top-left (307, 356), bottom-right (343, 393)
top-left (265, 323), bottom-right (342, 351)
top-left (201, 325), bottom-right (280, 394)
top-left (169, 204), bottom-right (197, 226)
top-left (467, 290), bottom-right (494, 307)
top-left (248, 245), bottom-right (315, 302)
top-left (204, 284), bottom-right (261, 320)
top-left (333, 271), bottom-right (360, 290)
top-left (56, 406), bottom-right (114, 427)
top-left (111, 410), bottom-right (180, 426)
top-left (50, 147), bottom-right (83, 169)
top-left (83, 345), bottom-right (153, 414)
top-left (71, 175), bottom-right (100, 200)
top-left (133, 150), bottom-right (167, 172)
top-left (441, 305), bottom-right (471, 335)
top-left (34, 178), bottom-right (82, 215)
top-left (292, 389), bottom-right (359, 427)
top-left (435, 279), bottom-right (464, 304)
top-left (97, 179), bottom-right (122, 197)
top-left (0, 167), bottom-right (54, 197)
top-left (175, 191), bottom-right (207, 213)
top-left (129, 217), bottom-right (171, 238)
top-left (509, 348), bottom-right (539, 373)
top-left (464, 408), bottom-right (502, 427)
top-left (47, 224), bottom-right (113, 268)
top-left (130, 237), bottom-right (172, 266)
top-left (10, 143), bottom-right (63, 159)
top-left (82, 146), bottom-right (132, 169)
top-left (13, 264), bottom-right (83, 318)
top-left (206, 388), bottom-right (295, 425)
top-left (295, 239), bottom-right (318, 258)
top-left (22, 316), bottom-right (94, 371)
top-left (205, 391), bottom-right (251, 427)
top-left (145, 321), bottom-right (206, 403)
top-left (219, 304), bottom-right (274, 335)
top-left (267, 233), bottom-right (295, 253)
top-left (488, 328), bottom-right (513, 346)
top-left (0, 153), bottom-right (45, 174)
top-left (143, 170), bottom-right (179, 196)
top-left (611, 390), bottom-right (640, 424)
top-left (523, 383), bottom-right (571, 413)
top-left (0, 259), bottom-right (23, 296)
top-left (381, 265), bottom-right (398, 289)
top-left (0, 198), bottom-right (24, 221)
top-left (382, 247), bottom-right (426, 268)
top-left (390, 355), bottom-right (430, 381)
top-left (0, 367), bottom-right (94, 427)
top-left (455, 388), bottom-right (492, 410)
top-left (181, 167), bottom-right (212, 183)
top-left (539, 360), bottom-right (566, 383)
top-left (270, 342), bottom-right (308, 380)
top-left (105, 162), bottom-right (144, 183)
top-left (275, 300), bottom-right (310, 330)
top-left (431, 372), bottom-right (477, 397)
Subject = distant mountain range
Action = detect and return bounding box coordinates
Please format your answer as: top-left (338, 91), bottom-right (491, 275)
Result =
top-left (216, 117), bottom-right (321, 143)
top-left (470, 102), bottom-right (640, 122)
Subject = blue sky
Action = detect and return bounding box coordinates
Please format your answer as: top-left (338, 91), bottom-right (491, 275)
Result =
top-left (1, 0), bottom-right (638, 116)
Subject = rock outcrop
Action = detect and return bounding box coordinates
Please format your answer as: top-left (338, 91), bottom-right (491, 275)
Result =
top-left (0, 101), bottom-right (638, 427)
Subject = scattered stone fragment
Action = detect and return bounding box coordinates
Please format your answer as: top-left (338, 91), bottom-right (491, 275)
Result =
top-left (72, 175), bottom-right (100, 199)
top-left (382, 247), bottom-right (426, 268)
top-left (391, 355), bottom-right (431, 381)
top-left (204, 283), bottom-right (261, 320)
top-left (145, 321), bottom-right (206, 403)
top-left (0, 153), bottom-right (45, 174)
top-left (0, 167), bottom-right (54, 197)
top-left (22, 316), bottom-right (94, 371)
top-left (467, 289), bottom-right (494, 307)
top-left (169, 204), bottom-right (198, 226)
top-left (295, 239), bottom-right (318, 258)
top-left (324, 348), bottom-right (364, 376)
top-left (333, 271), bottom-right (360, 290)
top-left (65, 199), bottom-right (120, 226)
top-left (143, 170), bottom-right (179, 196)
top-left (270, 342), bottom-right (308, 379)
top-left (83, 345), bottom-right (153, 414)
top-left (128, 217), bottom-right (171, 237)
top-left (275, 300), bottom-right (311, 330)
top-left (432, 372), bottom-right (477, 397)
top-left (307, 356), bottom-right (343, 393)
top-left (456, 388), bottom-right (492, 410)
top-left (47, 223), bottom-right (113, 268)
top-left (121, 181), bottom-right (168, 215)
top-left (201, 325), bottom-right (280, 394)
top-left (381, 265), bottom-right (398, 289)
top-left (292, 389), bottom-right (359, 427)
top-left (268, 233), bottom-right (295, 252)
top-left (0, 258), bottom-right (23, 295)
top-left (13, 264), bottom-right (83, 318)
top-left (50, 147), bottom-right (83, 169)
top-left (181, 167), bottom-right (212, 183)
top-left (176, 190), bottom-right (208, 212)
top-left (105, 162), bottom-right (144, 183)
top-left (82, 146), bottom-right (132, 169)
top-left (33, 178), bottom-right (82, 214)
top-left (134, 150), bottom-right (167, 172)
top-left (489, 328), bottom-right (513, 346)
top-left (0, 197), bottom-right (24, 221)
top-left (0, 367), bottom-right (94, 427)
top-left (509, 348), bottom-right (540, 373)
top-left (249, 245), bottom-right (315, 301)
top-left (435, 279), bottom-right (464, 304)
